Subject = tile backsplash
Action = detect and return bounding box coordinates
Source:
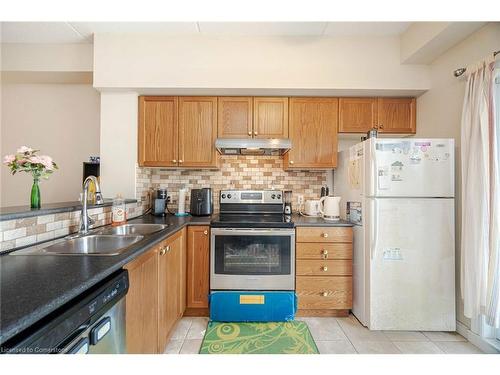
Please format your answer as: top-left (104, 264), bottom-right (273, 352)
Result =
top-left (137, 155), bottom-right (328, 212)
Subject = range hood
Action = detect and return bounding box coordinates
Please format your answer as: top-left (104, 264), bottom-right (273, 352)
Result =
top-left (215, 138), bottom-right (291, 156)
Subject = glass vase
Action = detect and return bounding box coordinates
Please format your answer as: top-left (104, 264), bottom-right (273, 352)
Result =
top-left (31, 178), bottom-right (41, 209)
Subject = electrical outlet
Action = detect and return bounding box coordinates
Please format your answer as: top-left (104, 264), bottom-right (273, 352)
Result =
top-left (297, 194), bottom-right (304, 205)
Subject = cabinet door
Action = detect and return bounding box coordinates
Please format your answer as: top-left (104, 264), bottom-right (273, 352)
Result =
top-left (285, 98), bottom-right (338, 169)
top-left (377, 98), bottom-right (416, 134)
top-left (179, 97), bottom-right (218, 168)
top-left (217, 97), bottom-right (253, 138)
top-left (158, 230), bottom-right (185, 352)
top-left (253, 97), bottom-right (288, 138)
top-left (138, 96), bottom-right (178, 167)
top-left (338, 97), bottom-right (377, 133)
top-left (187, 226), bottom-right (210, 309)
top-left (125, 246), bottom-right (159, 354)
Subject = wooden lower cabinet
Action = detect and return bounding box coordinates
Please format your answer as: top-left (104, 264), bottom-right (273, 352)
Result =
top-left (295, 226), bottom-right (353, 317)
top-left (158, 229), bottom-right (186, 352)
top-left (186, 226), bottom-right (210, 315)
top-left (125, 228), bottom-right (186, 354)
top-left (296, 276), bottom-right (352, 310)
top-left (124, 245), bottom-right (159, 354)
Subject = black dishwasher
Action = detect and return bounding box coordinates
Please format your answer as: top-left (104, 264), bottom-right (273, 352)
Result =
top-left (1, 270), bottom-right (129, 354)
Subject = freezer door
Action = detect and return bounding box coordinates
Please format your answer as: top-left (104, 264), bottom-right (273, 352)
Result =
top-left (365, 138), bottom-right (455, 198)
top-left (366, 197), bottom-right (455, 331)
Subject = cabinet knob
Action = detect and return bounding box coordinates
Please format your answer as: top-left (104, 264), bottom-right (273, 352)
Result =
top-left (172, 159), bottom-right (177, 163)
top-left (322, 233), bottom-right (329, 238)
top-left (379, 124), bottom-right (384, 129)
top-left (254, 131), bottom-right (258, 136)
top-left (322, 291), bottom-right (329, 297)
top-left (166, 246), bottom-right (171, 252)
top-left (179, 160), bottom-right (183, 163)
top-left (248, 131), bottom-right (252, 136)
top-left (159, 247), bottom-right (166, 255)
top-left (289, 160), bottom-right (294, 164)
top-left (322, 266), bottom-right (328, 272)
top-left (203, 230), bottom-right (208, 235)
top-left (322, 249), bottom-right (329, 259)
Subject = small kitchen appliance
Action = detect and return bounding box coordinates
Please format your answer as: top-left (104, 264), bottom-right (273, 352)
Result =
top-left (318, 196), bottom-right (341, 221)
top-left (190, 188), bottom-right (213, 216)
top-left (176, 188), bottom-right (189, 216)
top-left (303, 200), bottom-right (321, 217)
top-left (152, 188), bottom-right (168, 217)
top-left (283, 190), bottom-right (292, 215)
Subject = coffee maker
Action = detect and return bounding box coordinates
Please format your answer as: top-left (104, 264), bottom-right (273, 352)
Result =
top-left (152, 188), bottom-right (168, 216)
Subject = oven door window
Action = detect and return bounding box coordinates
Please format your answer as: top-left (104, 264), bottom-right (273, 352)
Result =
top-left (214, 235), bottom-right (291, 275)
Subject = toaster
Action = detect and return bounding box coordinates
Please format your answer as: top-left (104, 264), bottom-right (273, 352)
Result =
top-left (190, 188), bottom-right (213, 216)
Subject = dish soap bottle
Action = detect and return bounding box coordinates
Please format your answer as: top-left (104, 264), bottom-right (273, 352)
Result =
top-left (112, 194), bottom-right (126, 226)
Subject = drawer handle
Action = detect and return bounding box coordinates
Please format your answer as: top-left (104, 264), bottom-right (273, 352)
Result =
top-left (203, 230), bottom-right (208, 235)
top-left (322, 249), bottom-right (328, 259)
top-left (322, 233), bottom-right (329, 238)
top-left (322, 266), bottom-right (328, 272)
top-left (322, 291), bottom-right (329, 297)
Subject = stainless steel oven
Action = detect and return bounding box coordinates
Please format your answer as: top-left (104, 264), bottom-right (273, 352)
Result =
top-left (210, 227), bottom-right (295, 291)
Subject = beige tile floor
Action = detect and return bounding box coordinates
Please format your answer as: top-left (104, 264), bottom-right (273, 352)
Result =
top-left (163, 315), bottom-right (483, 354)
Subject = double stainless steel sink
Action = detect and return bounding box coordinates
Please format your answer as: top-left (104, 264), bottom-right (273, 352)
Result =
top-left (12, 223), bottom-right (168, 256)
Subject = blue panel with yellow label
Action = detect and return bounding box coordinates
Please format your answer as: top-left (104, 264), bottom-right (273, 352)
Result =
top-left (209, 291), bottom-right (297, 322)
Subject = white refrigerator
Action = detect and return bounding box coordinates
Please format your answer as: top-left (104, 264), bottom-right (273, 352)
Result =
top-left (335, 138), bottom-right (456, 331)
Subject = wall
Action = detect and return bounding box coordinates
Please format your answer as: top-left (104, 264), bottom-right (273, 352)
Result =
top-left (94, 34), bottom-right (430, 91)
top-left (416, 22), bottom-right (500, 328)
top-left (137, 155), bottom-right (327, 212)
top-left (99, 92), bottom-right (138, 199)
top-left (0, 84), bottom-right (101, 207)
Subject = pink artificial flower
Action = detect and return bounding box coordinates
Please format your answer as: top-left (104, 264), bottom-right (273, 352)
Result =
top-left (38, 155), bottom-right (54, 170)
top-left (3, 154), bottom-right (15, 165)
top-left (17, 146), bottom-right (33, 154)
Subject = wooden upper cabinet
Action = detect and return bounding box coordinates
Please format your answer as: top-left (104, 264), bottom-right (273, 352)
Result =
top-left (253, 97), bottom-right (289, 138)
top-left (377, 98), bottom-right (416, 134)
top-left (178, 97), bottom-right (218, 168)
top-left (217, 97), bottom-right (253, 138)
top-left (284, 98), bottom-right (338, 169)
top-left (187, 226), bottom-right (210, 309)
top-left (138, 96), bottom-right (178, 167)
top-left (338, 98), bottom-right (378, 133)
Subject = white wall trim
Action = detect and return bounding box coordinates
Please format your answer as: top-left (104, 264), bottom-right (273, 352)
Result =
top-left (456, 320), bottom-right (500, 354)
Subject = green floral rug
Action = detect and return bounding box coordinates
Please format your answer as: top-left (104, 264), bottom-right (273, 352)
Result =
top-left (199, 321), bottom-right (319, 354)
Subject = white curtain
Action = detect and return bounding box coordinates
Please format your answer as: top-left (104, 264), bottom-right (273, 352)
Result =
top-left (461, 56), bottom-right (500, 329)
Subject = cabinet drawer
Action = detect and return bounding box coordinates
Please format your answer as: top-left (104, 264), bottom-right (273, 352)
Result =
top-left (296, 227), bottom-right (352, 243)
top-left (296, 243), bottom-right (352, 260)
top-left (296, 260), bottom-right (351, 276)
top-left (296, 276), bottom-right (352, 310)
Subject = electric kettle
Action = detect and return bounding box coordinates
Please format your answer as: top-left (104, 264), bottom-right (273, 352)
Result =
top-left (318, 196), bottom-right (341, 221)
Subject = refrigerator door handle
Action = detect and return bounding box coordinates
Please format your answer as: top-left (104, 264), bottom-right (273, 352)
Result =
top-left (371, 199), bottom-right (379, 260)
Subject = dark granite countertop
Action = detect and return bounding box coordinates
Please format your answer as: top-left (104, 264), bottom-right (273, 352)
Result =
top-left (291, 214), bottom-right (353, 227)
top-left (0, 213), bottom-right (211, 345)
top-left (0, 199), bottom-right (138, 221)
top-left (0, 212), bottom-right (349, 346)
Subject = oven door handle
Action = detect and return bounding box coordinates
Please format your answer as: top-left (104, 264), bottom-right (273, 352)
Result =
top-left (210, 228), bottom-right (296, 236)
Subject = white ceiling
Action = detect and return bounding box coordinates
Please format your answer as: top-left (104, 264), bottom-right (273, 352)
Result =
top-left (0, 22), bottom-right (412, 43)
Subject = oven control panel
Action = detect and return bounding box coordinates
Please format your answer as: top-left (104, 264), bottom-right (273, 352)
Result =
top-left (219, 190), bottom-right (283, 204)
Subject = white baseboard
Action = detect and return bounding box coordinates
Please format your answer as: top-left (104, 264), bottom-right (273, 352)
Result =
top-left (456, 320), bottom-right (500, 354)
